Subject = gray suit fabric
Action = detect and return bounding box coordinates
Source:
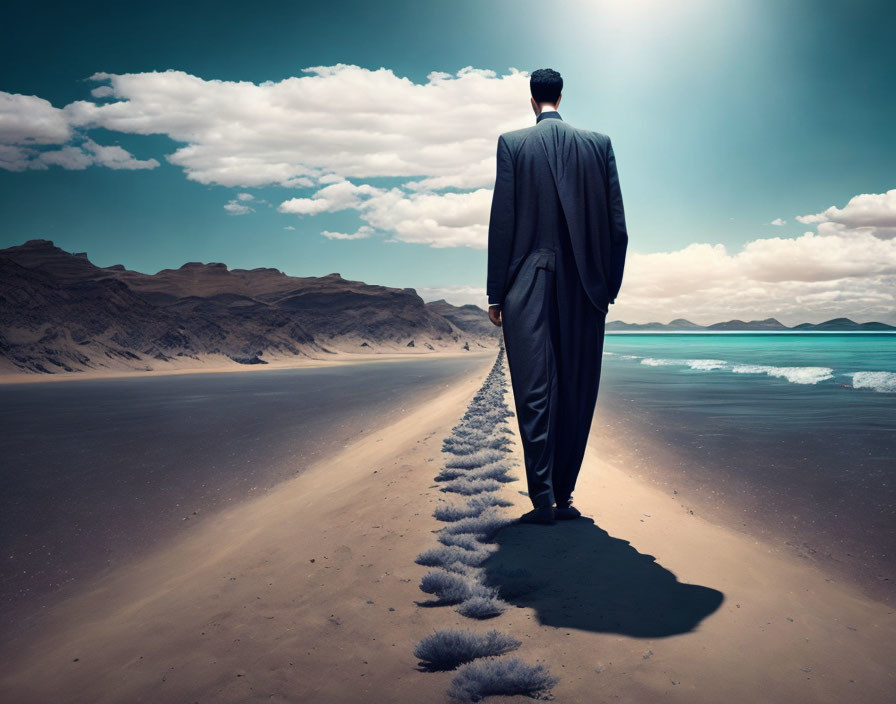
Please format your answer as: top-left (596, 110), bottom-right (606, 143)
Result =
top-left (486, 110), bottom-right (628, 509)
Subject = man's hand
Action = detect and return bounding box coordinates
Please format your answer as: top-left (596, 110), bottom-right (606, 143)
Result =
top-left (488, 304), bottom-right (502, 327)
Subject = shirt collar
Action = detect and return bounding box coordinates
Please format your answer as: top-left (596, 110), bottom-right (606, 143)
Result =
top-left (536, 107), bottom-right (562, 123)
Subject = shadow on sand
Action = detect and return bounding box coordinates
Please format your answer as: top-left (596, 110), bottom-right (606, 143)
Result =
top-left (482, 517), bottom-right (724, 637)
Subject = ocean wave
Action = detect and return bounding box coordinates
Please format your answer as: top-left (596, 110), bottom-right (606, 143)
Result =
top-left (684, 358), bottom-right (728, 371)
top-left (640, 357), bottom-right (727, 370)
top-left (631, 356), bottom-right (836, 385)
top-left (849, 371), bottom-right (896, 393)
top-left (618, 354), bottom-right (894, 390)
top-left (640, 357), bottom-right (679, 366)
top-left (729, 364), bottom-right (834, 384)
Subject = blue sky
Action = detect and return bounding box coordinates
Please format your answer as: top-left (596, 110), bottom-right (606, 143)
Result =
top-left (1, 0), bottom-right (894, 324)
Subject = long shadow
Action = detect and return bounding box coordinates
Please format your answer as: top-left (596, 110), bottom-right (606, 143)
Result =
top-left (481, 517), bottom-right (724, 637)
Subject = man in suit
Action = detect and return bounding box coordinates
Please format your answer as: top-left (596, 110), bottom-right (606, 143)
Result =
top-left (486, 68), bottom-right (628, 525)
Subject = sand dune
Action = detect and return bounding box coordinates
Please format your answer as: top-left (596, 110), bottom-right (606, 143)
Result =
top-left (1, 351), bottom-right (892, 703)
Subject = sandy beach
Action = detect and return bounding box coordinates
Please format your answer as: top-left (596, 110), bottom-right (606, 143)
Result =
top-left (0, 348), bottom-right (491, 385)
top-left (1, 350), bottom-right (893, 703)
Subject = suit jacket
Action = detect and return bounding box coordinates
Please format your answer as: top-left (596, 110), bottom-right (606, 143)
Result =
top-left (486, 110), bottom-right (628, 314)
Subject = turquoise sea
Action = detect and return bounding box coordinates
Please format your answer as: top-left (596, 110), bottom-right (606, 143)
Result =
top-left (604, 331), bottom-right (895, 392)
top-left (596, 332), bottom-right (895, 603)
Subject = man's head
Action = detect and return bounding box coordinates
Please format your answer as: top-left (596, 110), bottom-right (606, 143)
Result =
top-left (530, 68), bottom-right (563, 114)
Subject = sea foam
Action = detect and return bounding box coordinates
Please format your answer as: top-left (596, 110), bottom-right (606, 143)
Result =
top-left (849, 371), bottom-right (896, 393)
top-left (640, 357), bottom-right (679, 366)
top-left (729, 364), bottom-right (834, 384)
top-left (632, 356), bottom-right (836, 385)
top-left (640, 357), bottom-right (728, 371)
top-left (618, 352), bottom-right (894, 390)
top-left (685, 358), bottom-right (729, 371)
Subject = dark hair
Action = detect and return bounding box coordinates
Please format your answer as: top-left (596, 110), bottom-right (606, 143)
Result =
top-left (530, 68), bottom-right (563, 104)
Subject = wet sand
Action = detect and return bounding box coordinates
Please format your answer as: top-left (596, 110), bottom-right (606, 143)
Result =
top-left (589, 391), bottom-right (896, 607)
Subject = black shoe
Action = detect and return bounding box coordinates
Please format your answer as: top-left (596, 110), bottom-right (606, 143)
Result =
top-left (519, 505), bottom-right (555, 525)
top-left (554, 505), bottom-right (581, 520)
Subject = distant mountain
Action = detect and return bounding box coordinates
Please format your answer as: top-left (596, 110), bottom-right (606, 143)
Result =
top-left (705, 317), bottom-right (790, 330)
top-left (607, 315), bottom-right (895, 331)
top-left (667, 318), bottom-right (705, 329)
top-left (790, 317), bottom-right (896, 331)
top-left (605, 318), bottom-right (703, 331)
top-left (0, 240), bottom-right (497, 376)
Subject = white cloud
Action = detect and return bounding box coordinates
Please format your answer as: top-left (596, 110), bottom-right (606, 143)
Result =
top-left (283, 225), bottom-right (296, 230)
top-left (0, 92), bottom-right (160, 172)
top-left (321, 225), bottom-right (374, 240)
top-left (737, 230), bottom-right (896, 282)
top-left (1, 65), bottom-right (530, 245)
top-left (3, 62), bottom-right (530, 186)
top-left (29, 139), bottom-right (160, 171)
top-left (224, 198), bottom-right (254, 215)
top-left (0, 145), bottom-right (34, 171)
top-left (277, 177), bottom-right (491, 247)
top-left (770, 217), bottom-right (785, 226)
top-left (795, 189), bottom-right (896, 239)
top-left (55, 65), bottom-right (530, 189)
top-left (81, 138), bottom-right (160, 170)
top-left (607, 227), bottom-right (896, 325)
top-left (236, 192), bottom-right (254, 201)
top-left (360, 187), bottom-right (491, 248)
top-left (278, 179), bottom-right (381, 215)
top-left (461, 190), bottom-right (895, 325)
top-left (0, 92), bottom-right (71, 145)
top-left (37, 145), bottom-right (94, 170)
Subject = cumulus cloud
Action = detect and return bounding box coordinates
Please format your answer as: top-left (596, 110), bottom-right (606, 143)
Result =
top-left (0, 65), bottom-right (534, 246)
top-left (56, 65), bottom-right (530, 190)
top-left (321, 225), bottom-right (374, 240)
top-left (361, 188), bottom-right (492, 247)
top-left (1, 63), bottom-right (529, 209)
top-left (37, 145), bottom-right (94, 170)
top-left (19, 138), bottom-right (160, 171)
top-left (81, 138), bottom-right (160, 170)
top-left (224, 198), bottom-right (254, 215)
top-left (770, 217), bottom-right (785, 226)
top-left (278, 179), bottom-right (381, 215)
top-left (795, 189), bottom-right (896, 239)
top-left (0, 145), bottom-right (34, 171)
top-left (0, 92), bottom-right (71, 145)
top-left (278, 177), bottom-right (490, 247)
top-left (607, 227), bottom-right (896, 325)
top-left (574, 188), bottom-right (896, 324)
top-left (0, 92), bottom-right (160, 172)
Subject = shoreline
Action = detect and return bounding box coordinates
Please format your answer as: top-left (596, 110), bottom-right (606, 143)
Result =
top-left (0, 347), bottom-right (498, 385)
top-left (590, 398), bottom-right (896, 608)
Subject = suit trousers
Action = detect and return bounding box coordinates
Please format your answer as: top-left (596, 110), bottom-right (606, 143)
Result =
top-left (501, 245), bottom-right (607, 509)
